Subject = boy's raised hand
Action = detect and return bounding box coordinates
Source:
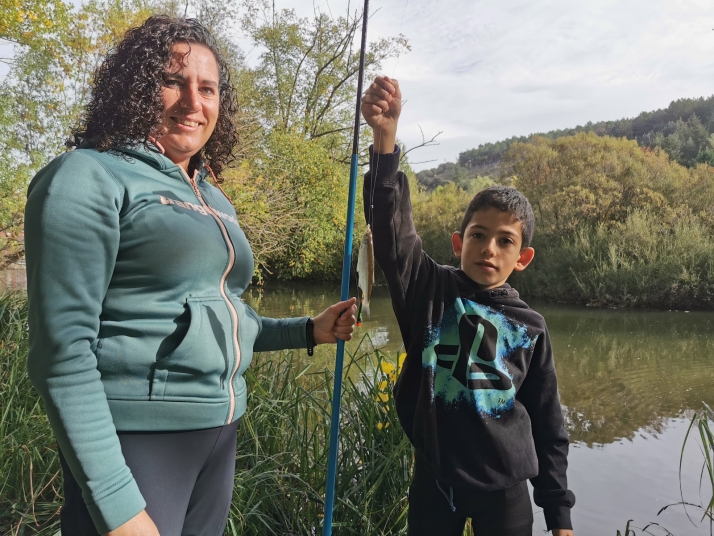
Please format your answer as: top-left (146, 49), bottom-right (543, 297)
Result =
top-left (361, 76), bottom-right (401, 154)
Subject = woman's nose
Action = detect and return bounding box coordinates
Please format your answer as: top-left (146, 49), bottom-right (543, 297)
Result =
top-left (179, 84), bottom-right (201, 111)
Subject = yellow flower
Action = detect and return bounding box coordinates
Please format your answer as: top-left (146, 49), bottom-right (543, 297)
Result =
top-left (378, 380), bottom-right (388, 391)
top-left (377, 422), bottom-right (390, 430)
top-left (380, 361), bottom-right (395, 375)
top-left (376, 392), bottom-right (389, 403)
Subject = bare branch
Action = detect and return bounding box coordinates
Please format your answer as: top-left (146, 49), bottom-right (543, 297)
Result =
top-left (402, 126), bottom-right (443, 161)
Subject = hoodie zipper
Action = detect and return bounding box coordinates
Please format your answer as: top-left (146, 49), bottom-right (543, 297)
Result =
top-left (182, 168), bottom-right (242, 424)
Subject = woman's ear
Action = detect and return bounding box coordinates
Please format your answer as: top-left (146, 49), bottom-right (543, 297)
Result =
top-left (513, 247), bottom-right (535, 272)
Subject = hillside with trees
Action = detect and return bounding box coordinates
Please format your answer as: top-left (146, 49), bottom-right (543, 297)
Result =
top-left (412, 132), bottom-right (714, 309)
top-left (416, 95), bottom-right (714, 190)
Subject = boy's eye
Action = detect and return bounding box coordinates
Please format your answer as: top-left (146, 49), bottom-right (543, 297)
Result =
top-left (471, 232), bottom-right (484, 239)
top-left (500, 237), bottom-right (514, 245)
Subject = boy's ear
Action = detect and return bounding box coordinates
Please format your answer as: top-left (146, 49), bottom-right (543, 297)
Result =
top-left (513, 247), bottom-right (535, 272)
top-left (452, 232), bottom-right (463, 258)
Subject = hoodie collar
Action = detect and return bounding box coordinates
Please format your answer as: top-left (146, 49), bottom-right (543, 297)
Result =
top-left (83, 141), bottom-right (210, 182)
top-left (454, 269), bottom-right (526, 307)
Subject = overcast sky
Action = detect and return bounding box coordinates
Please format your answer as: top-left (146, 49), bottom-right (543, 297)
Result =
top-left (268, 0), bottom-right (714, 170)
top-left (3, 0), bottom-right (713, 170)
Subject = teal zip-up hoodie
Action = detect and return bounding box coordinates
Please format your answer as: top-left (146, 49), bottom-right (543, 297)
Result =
top-left (24, 145), bottom-right (309, 532)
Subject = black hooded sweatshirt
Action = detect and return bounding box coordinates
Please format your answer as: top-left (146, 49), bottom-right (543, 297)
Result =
top-left (364, 147), bottom-right (575, 530)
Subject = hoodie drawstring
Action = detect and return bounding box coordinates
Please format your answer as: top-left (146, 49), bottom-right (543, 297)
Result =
top-left (435, 479), bottom-right (456, 513)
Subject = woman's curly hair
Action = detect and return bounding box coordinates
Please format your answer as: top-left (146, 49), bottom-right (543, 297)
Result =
top-left (69, 15), bottom-right (238, 176)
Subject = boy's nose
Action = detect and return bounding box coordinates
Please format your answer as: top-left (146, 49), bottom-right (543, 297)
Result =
top-left (481, 240), bottom-right (496, 256)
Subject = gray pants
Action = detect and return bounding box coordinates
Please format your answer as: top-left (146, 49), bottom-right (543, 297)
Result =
top-left (59, 419), bottom-right (239, 536)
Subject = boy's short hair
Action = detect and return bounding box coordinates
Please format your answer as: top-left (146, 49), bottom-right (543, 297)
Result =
top-left (459, 186), bottom-right (535, 249)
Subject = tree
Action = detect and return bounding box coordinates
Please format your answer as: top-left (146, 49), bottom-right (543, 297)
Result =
top-left (502, 133), bottom-right (694, 238)
top-left (239, 0), bottom-right (409, 158)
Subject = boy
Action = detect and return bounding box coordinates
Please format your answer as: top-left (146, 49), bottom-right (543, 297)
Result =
top-left (361, 76), bottom-right (575, 536)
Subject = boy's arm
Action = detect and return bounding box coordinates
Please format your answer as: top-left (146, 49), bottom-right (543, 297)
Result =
top-left (362, 77), bottom-right (438, 327)
top-left (516, 326), bottom-right (576, 532)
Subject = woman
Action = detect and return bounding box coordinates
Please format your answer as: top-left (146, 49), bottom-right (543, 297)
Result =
top-left (24, 15), bottom-right (356, 536)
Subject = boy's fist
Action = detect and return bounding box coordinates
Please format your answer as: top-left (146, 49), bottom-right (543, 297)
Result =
top-left (361, 76), bottom-right (401, 154)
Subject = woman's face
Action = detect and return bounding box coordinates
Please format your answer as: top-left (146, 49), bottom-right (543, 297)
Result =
top-left (159, 42), bottom-right (220, 171)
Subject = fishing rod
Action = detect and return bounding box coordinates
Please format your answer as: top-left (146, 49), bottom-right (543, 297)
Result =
top-left (322, 0), bottom-right (370, 534)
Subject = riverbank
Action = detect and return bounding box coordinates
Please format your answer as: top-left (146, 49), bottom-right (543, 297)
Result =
top-left (3, 288), bottom-right (714, 534)
top-left (0, 292), bottom-right (411, 535)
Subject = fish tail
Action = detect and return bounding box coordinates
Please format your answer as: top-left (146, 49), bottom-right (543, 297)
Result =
top-left (357, 299), bottom-right (363, 327)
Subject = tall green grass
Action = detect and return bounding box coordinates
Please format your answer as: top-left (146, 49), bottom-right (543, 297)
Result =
top-left (0, 292), bottom-right (413, 535)
top-left (512, 210), bottom-right (714, 310)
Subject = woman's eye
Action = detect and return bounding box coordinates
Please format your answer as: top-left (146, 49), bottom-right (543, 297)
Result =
top-left (163, 78), bottom-right (181, 87)
top-left (201, 87), bottom-right (215, 95)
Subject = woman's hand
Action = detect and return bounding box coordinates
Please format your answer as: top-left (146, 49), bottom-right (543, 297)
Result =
top-left (313, 297), bottom-right (357, 345)
top-left (552, 530), bottom-right (574, 536)
top-left (104, 510), bottom-right (160, 536)
top-left (361, 76), bottom-right (402, 154)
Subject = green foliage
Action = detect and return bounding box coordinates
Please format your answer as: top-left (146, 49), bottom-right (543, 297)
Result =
top-left (503, 133), bottom-right (714, 308)
top-left (504, 133), bottom-right (693, 237)
top-left (415, 160), bottom-right (496, 191)
top-left (0, 0), bottom-right (70, 50)
top-left (240, 0), bottom-right (408, 160)
top-left (0, 0), bottom-right (154, 267)
top-left (0, 293), bottom-right (413, 534)
top-left (411, 178), bottom-right (494, 266)
top-left (0, 0), bottom-right (410, 278)
top-left (223, 129), bottom-right (350, 280)
top-left (510, 210), bottom-right (714, 309)
top-left (0, 292), bottom-right (61, 534)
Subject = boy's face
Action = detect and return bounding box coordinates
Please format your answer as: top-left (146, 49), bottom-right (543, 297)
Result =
top-left (452, 207), bottom-right (535, 289)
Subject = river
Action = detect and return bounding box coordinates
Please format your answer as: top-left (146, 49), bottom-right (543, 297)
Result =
top-left (4, 272), bottom-right (714, 535)
top-left (243, 281), bottom-right (714, 536)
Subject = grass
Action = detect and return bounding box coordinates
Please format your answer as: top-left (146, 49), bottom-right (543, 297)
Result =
top-left (4, 289), bottom-right (714, 535)
top-left (0, 291), bottom-right (413, 535)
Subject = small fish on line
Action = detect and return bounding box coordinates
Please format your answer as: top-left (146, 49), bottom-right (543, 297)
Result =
top-left (356, 224), bottom-right (374, 326)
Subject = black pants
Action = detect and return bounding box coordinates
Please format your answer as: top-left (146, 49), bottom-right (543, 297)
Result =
top-left (407, 453), bottom-right (533, 536)
top-left (60, 419), bottom-right (239, 536)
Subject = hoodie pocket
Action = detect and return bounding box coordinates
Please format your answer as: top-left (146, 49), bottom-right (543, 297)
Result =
top-left (151, 297), bottom-right (233, 401)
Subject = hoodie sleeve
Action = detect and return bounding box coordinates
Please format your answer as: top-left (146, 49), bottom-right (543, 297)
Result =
top-left (364, 146), bottom-right (438, 339)
top-left (516, 325), bottom-right (575, 530)
top-left (24, 151), bottom-right (146, 533)
top-left (248, 305), bottom-right (310, 352)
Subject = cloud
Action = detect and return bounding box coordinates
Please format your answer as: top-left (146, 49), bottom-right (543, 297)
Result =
top-left (260, 0), bottom-right (714, 169)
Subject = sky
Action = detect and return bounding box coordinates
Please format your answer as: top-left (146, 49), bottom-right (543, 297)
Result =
top-left (3, 0), bottom-right (713, 170)
top-left (264, 0), bottom-right (714, 170)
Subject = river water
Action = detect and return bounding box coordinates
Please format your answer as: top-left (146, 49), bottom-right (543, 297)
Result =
top-left (4, 272), bottom-right (714, 535)
top-left (243, 281), bottom-right (714, 536)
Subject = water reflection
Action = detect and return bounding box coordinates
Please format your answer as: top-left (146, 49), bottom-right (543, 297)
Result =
top-left (543, 304), bottom-right (714, 446)
top-left (4, 273), bottom-right (714, 533)
top-left (245, 283), bottom-right (714, 534)
top-left (244, 283), bottom-right (714, 447)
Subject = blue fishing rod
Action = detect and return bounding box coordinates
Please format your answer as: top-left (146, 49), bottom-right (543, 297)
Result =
top-left (322, 0), bottom-right (370, 534)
